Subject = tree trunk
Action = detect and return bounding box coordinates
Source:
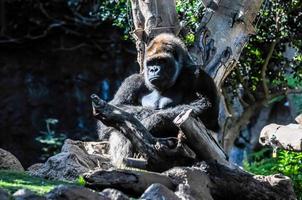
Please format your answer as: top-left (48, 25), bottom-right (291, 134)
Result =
top-left (190, 0), bottom-right (263, 86)
top-left (130, 0), bottom-right (264, 152)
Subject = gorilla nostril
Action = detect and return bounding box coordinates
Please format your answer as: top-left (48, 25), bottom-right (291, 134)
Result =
top-left (149, 66), bottom-right (160, 74)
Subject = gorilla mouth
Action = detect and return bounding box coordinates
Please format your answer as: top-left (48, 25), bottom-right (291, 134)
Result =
top-left (149, 76), bottom-right (161, 82)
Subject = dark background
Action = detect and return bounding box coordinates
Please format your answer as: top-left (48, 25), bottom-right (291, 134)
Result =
top-left (0, 0), bottom-right (138, 168)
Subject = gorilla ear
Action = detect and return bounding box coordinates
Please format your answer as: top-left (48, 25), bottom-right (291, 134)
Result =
top-left (177, 48), bottom-right (195, 67)
top-left (185, 53), bottom-right (196, 66)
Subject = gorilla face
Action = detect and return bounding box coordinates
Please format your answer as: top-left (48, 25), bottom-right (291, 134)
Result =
top-left (144, 54), bottom-right (181, 91)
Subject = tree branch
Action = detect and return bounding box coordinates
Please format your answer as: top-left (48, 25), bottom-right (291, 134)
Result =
top-left (261, 39), bottom-right (279, 99)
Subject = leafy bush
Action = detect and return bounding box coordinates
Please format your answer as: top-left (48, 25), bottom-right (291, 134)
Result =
top-left (244, 148), bottom-right (302, 199)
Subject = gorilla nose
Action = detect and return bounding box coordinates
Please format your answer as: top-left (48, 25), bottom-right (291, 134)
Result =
top-left (149, 66), bottom-right (160, 75)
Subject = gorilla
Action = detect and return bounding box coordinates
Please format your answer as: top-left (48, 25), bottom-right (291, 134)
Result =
top-left (98, 33), bottom-right (219, 167)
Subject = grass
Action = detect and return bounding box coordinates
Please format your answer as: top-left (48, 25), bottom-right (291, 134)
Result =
top-left (0, 170), bottom-right (75, 195)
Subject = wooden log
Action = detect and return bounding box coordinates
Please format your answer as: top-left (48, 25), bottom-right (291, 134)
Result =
top-left (84, 169), bottom-right (175, 196)
top-left (174, 109), bottom-right (231, 167)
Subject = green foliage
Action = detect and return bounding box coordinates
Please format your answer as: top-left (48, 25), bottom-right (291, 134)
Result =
top-left (76, 176), bottom-right (86, 186)
top-left (244, 148), bottom-right (278, 175)
top-left (0, 170), bottom-right (74, 195)
top-left (97, 0), bottom-right (130, 35)
top-left (176, 0), bottom-right (204, 30)
top-left (35, 118), bottom-right (66, 160)
top-left (226, 0), bottom-right (302, 100)
top-left (244, 149), bottom-right (302, 199)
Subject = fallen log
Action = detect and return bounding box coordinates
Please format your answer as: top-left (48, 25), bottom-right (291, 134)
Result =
top-left (84, 169), bottom-right (175, 196)
top-left (174, 109), bottom-right (230, 167)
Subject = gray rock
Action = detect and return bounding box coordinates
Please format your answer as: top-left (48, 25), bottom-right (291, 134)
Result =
top-left (27, 163), bottom-right (44, 171)
top-left (0, 188), bottom-right (10, 200)
top-left (13, 189), bottom-right (45, 200)
top-left (100, 188), bottom-right (129, 200)
top-left (0, 148), bottom-right (24, 171)
top-left (28, 139), bottom-right (112, 181)
top-left (46, 185), bottom-right (105, 200)
top-left (140, 183), bottom-right (180, 200)
top-left (165, 166), bottom-right (213, 200)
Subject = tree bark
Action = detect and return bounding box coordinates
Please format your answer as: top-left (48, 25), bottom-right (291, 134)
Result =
top-left (84, 169), bottom-right (175, 196)
top-left (190, 0), bottom-right (264, 152)
top-left (174, 109), bottom-right (230, 167)
top-left (190, 0), bottom-right (263, 87)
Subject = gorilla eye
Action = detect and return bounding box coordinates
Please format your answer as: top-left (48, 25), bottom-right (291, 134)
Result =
top-left (147, 58), bottom-right (166, 67)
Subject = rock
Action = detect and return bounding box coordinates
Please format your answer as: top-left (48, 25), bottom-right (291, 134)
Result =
top-left (28, 139), bottom-right (112, 181)
top-left (27, 163), bottom-right (44, 171)
top-left (259, 123), bottom-right (302, 151)
top-left (140, 183), bottom-right (180, 200)
top-left (0, 188), bottom-right (10, 200)
top-left (254, 174), bottom-right (295, 193)
top-left (46, 185), bottom-right (105, 200)
top-left (13, 189), bottom-right (45, 200)
top-left (295, 113), bottom-right (302, 125)
top-left (100, 188), bottom-right (129, 200)
top-left (175, 183), bottom-right (195, 200)
top-left (165, 166), bottom-right (213, 200)
top-left (0, 148), bottom-right (24, 171)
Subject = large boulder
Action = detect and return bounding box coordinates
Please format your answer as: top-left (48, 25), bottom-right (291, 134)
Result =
top-left (0, 148), bottom-right (24, 171)
top-left (259, 122), bottom-right (302, 151)
top-left (29, 139), bottom-right (112, 181)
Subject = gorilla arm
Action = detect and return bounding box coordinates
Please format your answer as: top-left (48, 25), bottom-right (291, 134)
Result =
top-left (108, 73), bottom-right (159, 121)
top-left (110, 73), bottom-right (145, 105)
top-left (141, 96), bottom-right (213, 137)
top-left (142, 70), bottom-right (220, 135)
top-left (97, 74), bottom-right (156, 140)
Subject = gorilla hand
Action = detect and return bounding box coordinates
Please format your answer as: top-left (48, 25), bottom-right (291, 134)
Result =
top-left (141, 96), bottom-right (211, 137)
